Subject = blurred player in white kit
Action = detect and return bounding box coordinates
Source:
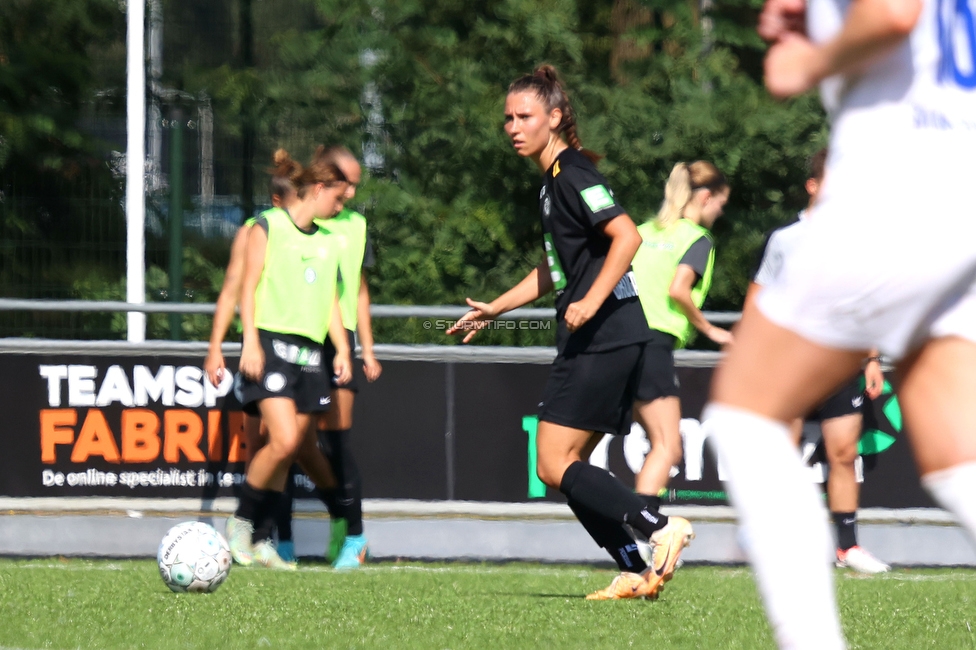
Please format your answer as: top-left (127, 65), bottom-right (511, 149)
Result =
top-left (703, 0), bottom-right (976, 647)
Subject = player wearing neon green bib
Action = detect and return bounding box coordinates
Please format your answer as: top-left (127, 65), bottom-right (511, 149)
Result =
top-left (629, 161), bottom-right (730, 513)
top-left (312, 148), bottom-right (381, 570)
top-left (226, 147), bottom-right (353, 571)
top-left (633, 218), bottom-right (715, 348)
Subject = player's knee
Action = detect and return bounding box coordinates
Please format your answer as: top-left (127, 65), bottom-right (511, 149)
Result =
top-left (828, 442), bottom-right (858, 466)
top-left (267, 434), bottom-right (302, 464)
top-left (665, 442), bottom-right (684, 466)
top-left (536, 457), bottom-right (567, 489)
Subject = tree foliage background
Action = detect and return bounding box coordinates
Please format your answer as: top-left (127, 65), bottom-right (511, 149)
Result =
top-left (0, 0), bottom-right (827, 344)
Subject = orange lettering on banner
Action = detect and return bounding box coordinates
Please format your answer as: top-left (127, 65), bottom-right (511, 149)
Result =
top-left (163, 410), bottom-right (206, 463)
top-left (40, 409), bottom-right (77, 464)
top-left (121, 409), bottom-right (161, 463)
top-left (227, 411), bottom-right (249, 462)
top-left (71, 409), bottom-right (121, 463)
top-left (207, 410), bottom-right (222, 461)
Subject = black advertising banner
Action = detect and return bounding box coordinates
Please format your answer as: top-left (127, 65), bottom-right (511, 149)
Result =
top-left (0, 354), bottom-right (251, 498)
top-left (0, 352), bottom-right (933, 508)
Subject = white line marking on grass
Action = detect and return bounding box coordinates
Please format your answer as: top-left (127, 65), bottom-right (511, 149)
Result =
top-left (841, 571), bottom-right (976, 583)
top-left (2, 563), bottom-right (127, 572)
top-left (291, 565), bottom-right (596, 578)
top-left (291, 564), bottom-right (754, 580)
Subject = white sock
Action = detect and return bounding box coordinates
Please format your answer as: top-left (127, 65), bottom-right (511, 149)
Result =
top-left (703, 403), bottom-right (845, 650)
top-left (922, 462), bottom-right (976, 538)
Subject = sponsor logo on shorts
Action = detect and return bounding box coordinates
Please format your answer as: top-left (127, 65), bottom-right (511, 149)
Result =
top-left (852, 395), bottom-right (864, 408)
top-left (319, 396), bottom-right (330, 406)
top-left (273, 340), bottom-right (289, 360)
top-left (272, 340), bottom-right (322, 368)
top-left (264, 372), bottom-right (286, 393)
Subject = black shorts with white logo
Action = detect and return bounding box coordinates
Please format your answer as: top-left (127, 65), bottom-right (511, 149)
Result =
top-left (538, 342), bottom-right (644, 436)
top-left (634, 333), bottom-right (680, 403)
top-left (810, 378), bottom-right (863, 421)
top-left (322, 328), bottom-right (360, 393)
top-left (236, 330), bottom-right (332, 416)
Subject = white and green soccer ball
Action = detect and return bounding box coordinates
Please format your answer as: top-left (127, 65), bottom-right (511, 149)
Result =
top-left (157, 521), bottom-right (232, 593)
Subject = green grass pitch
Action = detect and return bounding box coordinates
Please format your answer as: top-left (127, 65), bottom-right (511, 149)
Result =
top-left (1, 559), bottom-right (975, 649)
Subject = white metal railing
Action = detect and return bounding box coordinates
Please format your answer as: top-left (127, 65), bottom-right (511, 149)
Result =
top-left (0, 298), bottom-right (741, 324)
top-left (0, 338), bottom-right (722, 366)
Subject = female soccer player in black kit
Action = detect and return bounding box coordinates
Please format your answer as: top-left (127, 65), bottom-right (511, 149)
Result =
top-left (449, 65), bottom-right (693, 600)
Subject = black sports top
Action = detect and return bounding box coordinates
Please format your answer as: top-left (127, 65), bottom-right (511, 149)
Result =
top-left (538, 147), bottom-right (651, 355)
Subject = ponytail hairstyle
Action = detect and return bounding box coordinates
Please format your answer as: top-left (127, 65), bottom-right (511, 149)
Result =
top-left (269, 149), bottom-right (299, 201)
top-left (508, 64), bottom-right (602, 164)
top-left (292, 145), bottom-right (348, 198)
top-left (655, 160), bottom-right (728, 228)
top-left (269, 148), bottom-right (303, 199)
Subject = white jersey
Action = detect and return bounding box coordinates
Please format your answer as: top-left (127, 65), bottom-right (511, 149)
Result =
top-left (757, 2), bottom-right (976, 359)
top-left (753, 213), bottom-right (811, 287)
top-left (809, 0), bottom-right (976, 205)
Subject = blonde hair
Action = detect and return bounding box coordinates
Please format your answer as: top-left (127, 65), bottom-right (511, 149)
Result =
top-left (654, 161), bottom-right (728, 228)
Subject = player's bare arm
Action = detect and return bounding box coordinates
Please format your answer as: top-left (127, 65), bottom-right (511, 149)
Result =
top-left (670, 264), bottom-right (732, 345)
top-left (238, 224), bottom-right (267, 381)
top-left (447, 262), bottom-right (553, 343)
top-left (205, 224), bottom-right (250, 387)
top-left (564, 214), bottom-right (640, 333)
top-left (764, 0), bottom-right (922, 98)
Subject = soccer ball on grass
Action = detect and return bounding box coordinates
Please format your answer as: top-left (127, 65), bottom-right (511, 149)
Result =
top-left (157, 521), bottom-right (231, 593)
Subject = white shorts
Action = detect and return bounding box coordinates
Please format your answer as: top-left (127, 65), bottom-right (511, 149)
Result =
top-left (757, 168), bottom-right (976, 361)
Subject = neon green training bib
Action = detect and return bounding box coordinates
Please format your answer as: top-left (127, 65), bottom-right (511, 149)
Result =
top-left (316, 208), bottom-right (368, 330)
top-left (254, 208), bottom-right (340, 344)
top-left (631, 218), bottom-right (715, 348)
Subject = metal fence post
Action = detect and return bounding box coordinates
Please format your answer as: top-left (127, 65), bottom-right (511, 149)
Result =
top-left (168, 107), bottom-right (184, 340)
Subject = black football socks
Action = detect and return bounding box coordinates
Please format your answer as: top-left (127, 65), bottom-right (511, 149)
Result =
top-left (559, 461), bottom-right (668, 540)
top-left (324, 428), bottom-right (365, 536)
top-left (237, 481), bottom-right (281, 543)
top-left (833, 511), bottom-right (858, 551)
top-left (568, 497), bottom-right (647, 572)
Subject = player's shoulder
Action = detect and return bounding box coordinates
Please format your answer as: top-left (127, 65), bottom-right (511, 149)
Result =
top-left (337, 207), bottom-right (367, 222)
top-left (550, 148), bottom-right (603, 183)
top-left (765, 214), bottom-right (804, 242)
